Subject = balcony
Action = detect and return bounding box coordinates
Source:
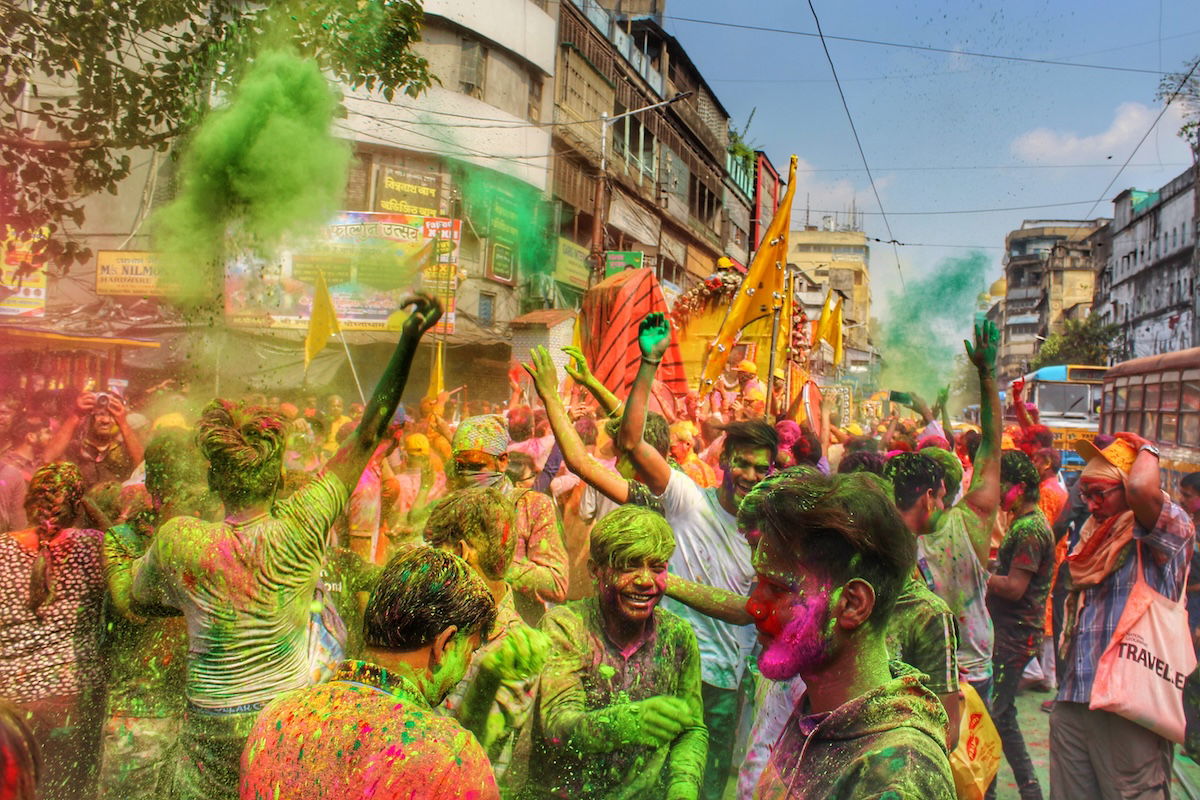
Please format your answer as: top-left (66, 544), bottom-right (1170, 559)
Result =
top-left (569, 0), bottom-right (664, 95)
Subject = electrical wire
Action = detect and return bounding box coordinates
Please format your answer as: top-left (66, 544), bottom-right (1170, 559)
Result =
top-left (792, 199), bottom-right (1104, 216)
top-left (805, 0), bottom-right (905, 288)
top-left (794, 162), bottom-right (1190, 173)
top-left (665, 15), bottom-right (1174, 76)
top-left (1080, 57), bottom-right (1200, 220)
top-left (866, 237), bottom-right (1003, 250)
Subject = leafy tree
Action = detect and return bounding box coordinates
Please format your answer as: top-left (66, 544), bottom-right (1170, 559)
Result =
top-left (0, 0), bottom-right (432, 273)
top-left (1031, 315), bottom-right (1120, 369)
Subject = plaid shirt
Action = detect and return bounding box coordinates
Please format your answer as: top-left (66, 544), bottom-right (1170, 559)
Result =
top-left (1057, 499), bottom-right (1196, 704)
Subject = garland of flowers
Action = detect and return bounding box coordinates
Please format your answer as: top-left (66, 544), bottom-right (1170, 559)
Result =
top-left (669, 270), bottom-right (742, 330)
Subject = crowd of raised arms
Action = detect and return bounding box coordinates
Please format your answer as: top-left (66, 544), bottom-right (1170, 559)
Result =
top-left (0, 296), bottom-right (1198, 800)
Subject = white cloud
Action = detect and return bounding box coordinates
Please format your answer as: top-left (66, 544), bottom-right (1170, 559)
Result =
top-left (1011, 101), bottom-right (1189, 164)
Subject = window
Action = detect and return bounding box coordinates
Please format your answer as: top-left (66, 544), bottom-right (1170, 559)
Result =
top-left (528, 73), bottom-right (543, 122)
top-left (478, 292), bottom-right (495, 325)
top-left (1182, 371), bottom-right (1200, 446)
top-left (460, 39), bottom-right (487, 98)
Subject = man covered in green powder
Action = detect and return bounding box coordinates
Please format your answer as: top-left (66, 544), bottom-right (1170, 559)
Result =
top-left (123, 295), bottom-right (443, 800)
top-left (101, 429), bottom-right (219, 799)
top-left (424, 485), bottom-right (551, 778)
top-left (240, 547), bottom-right (500, 799)
top-left (506, 504), bottom-right (707, 799)
top-left (745, 470), bottom-right (955, 799)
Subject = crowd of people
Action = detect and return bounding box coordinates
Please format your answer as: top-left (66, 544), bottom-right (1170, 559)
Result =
top-left (0, 297), bottom-right (1196, 800)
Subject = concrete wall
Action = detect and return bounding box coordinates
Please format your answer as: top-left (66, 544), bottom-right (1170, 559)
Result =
top-left (422, 0), bottom-right (556, 75)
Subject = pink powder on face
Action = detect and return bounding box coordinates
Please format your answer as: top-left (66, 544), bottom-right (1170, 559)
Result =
top-left (757, 587), bottom-right (833, 681)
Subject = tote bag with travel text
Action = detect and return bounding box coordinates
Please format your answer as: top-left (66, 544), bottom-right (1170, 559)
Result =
top-left (1089, 543), bottom-right (1195, 743)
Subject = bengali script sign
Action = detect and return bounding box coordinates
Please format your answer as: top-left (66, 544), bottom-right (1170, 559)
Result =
top-left (225, 212), bottom-right (460, 333)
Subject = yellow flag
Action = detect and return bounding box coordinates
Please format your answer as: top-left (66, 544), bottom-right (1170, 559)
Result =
top-left (830, 295), bottom-right (844, 365)
top-left (700, 155), bottom-right (799, 393)
top-left (814, 289), bottom-right (834, 345)
top-left (426, 339), bottom-right (445, 400)
top-left (304, 271), bottom-right (340, 369)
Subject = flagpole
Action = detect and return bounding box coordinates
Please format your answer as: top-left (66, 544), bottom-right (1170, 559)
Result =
top-left (338, 328), bottom-right (366, 405)
top-left (766, 259), bottom-right (783, 423)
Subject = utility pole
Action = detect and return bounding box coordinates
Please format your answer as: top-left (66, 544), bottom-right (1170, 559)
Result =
top-left (591, 92), bottom-right (692, 282)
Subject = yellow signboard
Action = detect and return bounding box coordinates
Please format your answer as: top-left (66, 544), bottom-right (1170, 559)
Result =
top-left (96, 251), bottom-right (171, 296)
top-left (555, 237), bottom-right (591, 289)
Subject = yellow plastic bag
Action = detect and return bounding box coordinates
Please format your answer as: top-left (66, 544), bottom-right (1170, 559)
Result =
top-left (950, 682), bottom-right (1002, 800)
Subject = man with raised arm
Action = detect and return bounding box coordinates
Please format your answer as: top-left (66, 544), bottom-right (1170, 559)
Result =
top-left (127, 295), bottom-right (443, 800)
top-left (619, 311), bottom-right (777, 800)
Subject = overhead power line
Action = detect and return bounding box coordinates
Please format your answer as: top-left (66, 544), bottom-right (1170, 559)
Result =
top-left (665, 15), bottom-right (1174, 76)
top-left (805, 0), bottom-right (905, 288)
top-left (792, 199), bottom-right (1104, 216)
top-left (1081, 57), bottom-right (1200, 220)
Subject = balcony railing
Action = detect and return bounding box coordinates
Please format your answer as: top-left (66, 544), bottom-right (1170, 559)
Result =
top-left (570, 0), bottom-right (664, 96)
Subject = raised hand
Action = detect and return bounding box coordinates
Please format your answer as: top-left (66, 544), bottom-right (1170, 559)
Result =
top-left (638, 312), bottom-right (671, 362)
top-left (75, 392), bottom-right (97, 415)
top-left (400, 293), bottom-right (443, 337)
top-left (964, 318), bottom-right (999, 374)
top-left (521, 346), bottom-right (560, 399)
top-left (1011, 377), bottom-right (1025, 401)
top-left (562, 345), bottom-right (594, 386)
top-left (934, 385), bottom-right (950, 414)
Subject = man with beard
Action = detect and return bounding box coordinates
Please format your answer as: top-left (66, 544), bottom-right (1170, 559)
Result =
top-left (508, 505), bottom-right (706, 800)
top-left (743, 471), bottom-right (955, 800)
top-left (620, 312), bottom-right (777, 800)
top-left (44, 391), bottom-right (143, 487)
top-left (449, 414), bottom-right (567, 625)
top-left (0, 416), bottom-right (52, 531)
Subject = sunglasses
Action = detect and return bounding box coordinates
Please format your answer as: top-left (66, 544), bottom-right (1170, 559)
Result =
top-left (1080, 485), bottom-right (1122, 502)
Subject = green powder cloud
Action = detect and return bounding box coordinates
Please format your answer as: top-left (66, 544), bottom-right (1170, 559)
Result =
top-left (877, 251), bottom-right (990, 400)
top-left (153, 49), bottom-right (350, 303)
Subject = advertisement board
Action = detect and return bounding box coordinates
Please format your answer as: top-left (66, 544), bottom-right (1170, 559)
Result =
top-left (224, 212), bottom-right (460, 333)
top-left (96, 250), bottom-right (176, 296)
top-left (0, 228), bottom-right (47, 318)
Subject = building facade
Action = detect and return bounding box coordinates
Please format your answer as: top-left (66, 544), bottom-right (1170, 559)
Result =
top-left (1094, 167), bottom-right (1197, 362)
top-left (997, 219), bottom-right (1106, 383)
top-left (787, 222), bottom-right (872, 352)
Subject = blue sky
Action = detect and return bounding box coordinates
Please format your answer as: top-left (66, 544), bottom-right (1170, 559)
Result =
top-left (661, 0), bottom-right (1199, 314)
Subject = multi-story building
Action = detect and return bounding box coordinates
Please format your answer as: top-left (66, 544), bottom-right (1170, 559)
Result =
top-left (997, 219), bottom-right (1106, 383)
top-left (787, 220), bottom-right (872, 352)
top-left (1094, 167), bottom-right (1196, 361)
top-left (550, 0), bottom-right (736, 297)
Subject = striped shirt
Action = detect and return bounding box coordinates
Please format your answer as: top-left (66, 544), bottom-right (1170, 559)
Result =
top-left (1057, 499), bottom-right (1195, 704)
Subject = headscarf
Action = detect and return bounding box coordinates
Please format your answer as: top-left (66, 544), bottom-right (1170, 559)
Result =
top-left (451, 415), bottom-right (509, 457)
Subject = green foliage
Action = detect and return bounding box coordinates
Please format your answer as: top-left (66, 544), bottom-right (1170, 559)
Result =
top-left (0, 0), bottom-right (432, 273)
top-left (1030, 315), bottom-right (1120, 369)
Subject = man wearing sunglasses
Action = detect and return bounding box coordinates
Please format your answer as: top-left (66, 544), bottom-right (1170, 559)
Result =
top-left (1049, 432), bottom-right (1195, 799)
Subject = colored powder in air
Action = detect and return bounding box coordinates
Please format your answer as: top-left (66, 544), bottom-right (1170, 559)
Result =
top-left (877, 251), bottom-right (990, 400)
top-left (153, 49), bottom-right (351, 303)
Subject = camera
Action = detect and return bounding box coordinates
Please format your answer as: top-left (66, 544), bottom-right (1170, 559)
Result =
top-left (94, 393), bottom-right (111, 410)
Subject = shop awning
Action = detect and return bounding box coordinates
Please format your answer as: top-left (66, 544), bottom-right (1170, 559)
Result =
top-left (0, 326), bottom-right (161, 348)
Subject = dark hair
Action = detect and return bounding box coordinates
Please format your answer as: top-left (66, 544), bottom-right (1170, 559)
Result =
top-left (1182, 472), bottom-right (1200, 493)
top-left (722, 419), bottom-right (780, 463)
top-left (196, 400), bottom-right (286, 507)
top-left (574, 416), bottom-right (598, 447)
top-left (962, 430), bottom-right (982, 461)
top-left (10, 417), bottom-right (48, 442)
top-left (24, 462), bottom-right (84, 537)
top-left (505, 451), bottom-right (536, 484)
top-left (838, 450), bottom-right (886, 475)
top-left (790, 428), bottom-right (822, 466)
top-left (1001, 449), bottom-right (1041, 504)
top-left (604, 411), bottom-right (670, 457)
top-left (1024, 425), bottom-right (1054, 450)
top-left (508, 406), bottom-right (533, 443)
top-left (920, 447), bottom-right (963, 502)
top-left (738, 470), bottom-right (915, 623)
top-left (845, 435), bottom-right (879, 454)
top-left (0, 696), bottom-right (39, 800)
top-left (364, 547), bottom-right (496, 650)
top-left (1033, 446), bottom-right (1061, 474)
top-left (144, 429), bottom-right (208, 504)
top-left (423, 487), bottom-right (516, 581)
top-left (881, 452), bottom-right (945, 511)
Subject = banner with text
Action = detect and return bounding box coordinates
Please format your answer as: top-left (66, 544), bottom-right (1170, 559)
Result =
top-left (225, 212), bottom-right (460, 333)
top-left (96, 251), bottom-right (177, 296)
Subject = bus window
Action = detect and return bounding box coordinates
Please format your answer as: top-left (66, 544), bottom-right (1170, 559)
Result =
top-left (1036, 382), bottom-right (1090, 415)
top-left (1161, 373), bottom-right (1180, 445)
top-left (1183, 372), bottom-right (1200, 446)
top-left (1144, 381), bottom-right (1160, 440)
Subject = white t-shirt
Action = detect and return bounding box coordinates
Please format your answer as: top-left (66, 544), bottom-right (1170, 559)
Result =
top-left (658, 469), bottom-right (757, 690)
top-left (916, 504), bottom-right (994, 681)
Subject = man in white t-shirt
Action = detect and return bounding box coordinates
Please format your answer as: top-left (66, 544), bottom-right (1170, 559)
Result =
top-left (620, 312), bottom-right (779, 800)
